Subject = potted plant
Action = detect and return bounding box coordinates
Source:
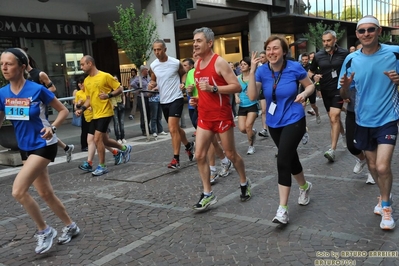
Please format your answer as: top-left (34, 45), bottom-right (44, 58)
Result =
top-left (0, 73), bottom-right (19, 151)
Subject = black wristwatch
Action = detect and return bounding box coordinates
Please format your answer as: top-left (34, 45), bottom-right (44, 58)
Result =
top-left (212, 85), bottom-right (218, 93)
top-left (51, 125), bottom-right (57, 133)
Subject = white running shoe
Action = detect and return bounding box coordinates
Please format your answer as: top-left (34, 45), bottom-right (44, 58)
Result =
top-left (353, 158), bottom-right (367, 174)
top-left (218, 160), bottom-right (231, 177)
top-left (272, 206), bottom-right (289, 224)
top-left (298, 181), bottom-right (312, 206)
top-left (247, 146), bottom-right (255, 155)
top-left (366, 173), bottom-right (375, 184)
top-left (35, 227), bottom-right (57, 254)
top-left (65, 144), bottom-right (74, 163)
top-left (258, 129), bottom-right (269, 138)
top-left (302, 132), bottom-right (309, 145)
top-left (210, 169), bottom-right (218, 184)
top-left (380, 206), bottom-right (395, 230)
top-left (324, 149), bottom-right (335, 162)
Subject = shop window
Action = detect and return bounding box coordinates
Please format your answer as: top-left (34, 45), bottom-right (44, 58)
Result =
top-left (25, 39), bottom-right (86, 97)
top-left (224, 39), bottom-right (240, 54)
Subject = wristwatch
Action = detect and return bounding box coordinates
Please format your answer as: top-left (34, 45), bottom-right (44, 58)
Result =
top-left (51, 125), bottom-right (57, 133)
top-left (212, 85), bottom-right (218, 93)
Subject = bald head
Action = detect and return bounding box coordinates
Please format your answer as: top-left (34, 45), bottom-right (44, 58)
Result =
top-left (82, 55), bottom-right (96, 66)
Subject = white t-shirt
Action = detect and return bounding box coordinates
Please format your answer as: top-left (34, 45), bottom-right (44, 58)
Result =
top-left (150, 56), bottom-right (183, 104)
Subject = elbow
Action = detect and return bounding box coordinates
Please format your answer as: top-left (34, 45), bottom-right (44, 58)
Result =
top-left (232, 84), bottom-right (241, 94)
top-left (58, 107), bottom-right (69, 120)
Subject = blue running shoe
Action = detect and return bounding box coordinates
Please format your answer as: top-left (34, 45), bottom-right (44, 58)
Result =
top-left (92, 165), bottom-right (109, 176)
top-left (114, 151), bottom-right (123, 165)
top-left (79, 161), bottom-right (93, 172)
top-left (122, 144), bottom-right (132, 163)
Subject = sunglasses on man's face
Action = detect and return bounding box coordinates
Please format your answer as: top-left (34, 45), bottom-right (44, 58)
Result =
top-left (357, 27), bottom-right (378, 34)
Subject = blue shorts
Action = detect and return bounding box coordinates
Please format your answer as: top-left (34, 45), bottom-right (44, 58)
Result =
top-left (354, 121), bottom-right (398, 151)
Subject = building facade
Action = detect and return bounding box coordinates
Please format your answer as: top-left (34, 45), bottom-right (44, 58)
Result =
top-left (0, 0), bottom-right (398, 94)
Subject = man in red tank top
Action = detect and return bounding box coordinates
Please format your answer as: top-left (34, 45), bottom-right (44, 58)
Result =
top-left (191, 27), bottom-right (253, 210)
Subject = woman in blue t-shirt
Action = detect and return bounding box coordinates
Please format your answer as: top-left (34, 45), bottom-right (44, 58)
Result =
top-left (0, 48), bottom-right (80, 254)
top-left (247, 36), bottom-right (315, 225)
top-left (235, 57), bottom-right (259, 155)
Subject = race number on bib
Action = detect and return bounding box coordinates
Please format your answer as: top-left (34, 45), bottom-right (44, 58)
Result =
top-left (5, 98), bottom-right (30, 120)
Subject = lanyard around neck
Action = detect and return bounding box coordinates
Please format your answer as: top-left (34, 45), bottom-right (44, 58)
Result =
top-left (269, 60), bottom-right (286, 103)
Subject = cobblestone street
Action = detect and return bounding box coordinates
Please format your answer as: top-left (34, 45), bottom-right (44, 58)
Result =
top-left (1, 102), bottom-right (399, 266)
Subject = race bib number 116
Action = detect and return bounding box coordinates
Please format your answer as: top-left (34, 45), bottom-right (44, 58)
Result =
top-left (5, 98), bottom-right (30, 120)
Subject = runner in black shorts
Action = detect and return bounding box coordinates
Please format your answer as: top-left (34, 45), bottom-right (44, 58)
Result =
top-left (77, 55), bottom-right (132, 176)
top-left (0, 48), bottom-right (80, 254)
top-left (148, 39), bottom-right (195, 169)
top-left (20, 143), bottom-right (58, 162)
top-left (308, 30), bottom-right (348, 162)
top-left (161, 97), bottom-right (184, 120)
top-left (300, 53), bottom-right (320, 124)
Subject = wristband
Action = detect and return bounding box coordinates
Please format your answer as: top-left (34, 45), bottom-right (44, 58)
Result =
top-left (46, 82), bottom-right (53, 88)
top-left (81, 105), bottom-right (87, 112)
top-left (108, 93), bottom-right (113, 98)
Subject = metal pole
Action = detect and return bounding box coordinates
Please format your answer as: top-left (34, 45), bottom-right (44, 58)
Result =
top-left (139, 75), bottom-right (151, 141)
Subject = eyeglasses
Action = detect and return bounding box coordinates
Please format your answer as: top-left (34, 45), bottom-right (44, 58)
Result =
top-left (357, 27), bottom-right (378, 34)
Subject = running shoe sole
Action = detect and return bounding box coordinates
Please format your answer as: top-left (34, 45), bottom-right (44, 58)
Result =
top-left (272, 217), bottom-right (288, 225)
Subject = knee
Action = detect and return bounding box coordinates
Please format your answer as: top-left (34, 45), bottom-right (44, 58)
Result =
top-left (12, 188), bottom-right (26, 203)
top-left (245, 125), bottom-right (253, 133)
top-left (195, 150), bottom-right (207, 163)
top-left (329, 113), bottom-right (340, 123)
top-left (168, 124), bottom-right (179, 134)
top-left (376, 164), bottom-right (390, 176)
top-left (225, 150), bottom-right (238, 163)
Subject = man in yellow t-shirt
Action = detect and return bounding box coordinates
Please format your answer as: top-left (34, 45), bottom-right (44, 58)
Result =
top-left (76, 55), bottom-right (132, 176)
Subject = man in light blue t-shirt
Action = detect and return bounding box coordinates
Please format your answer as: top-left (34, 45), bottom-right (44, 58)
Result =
top-left (339, 15), bottom-right (399, 231)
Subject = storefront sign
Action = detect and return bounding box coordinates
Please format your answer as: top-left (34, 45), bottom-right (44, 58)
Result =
top-left (0, 16), bottom-right (94, 40)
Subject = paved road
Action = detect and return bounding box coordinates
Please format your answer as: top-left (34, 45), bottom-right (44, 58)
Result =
top-left (1, 101), bottom-right (399, 266)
